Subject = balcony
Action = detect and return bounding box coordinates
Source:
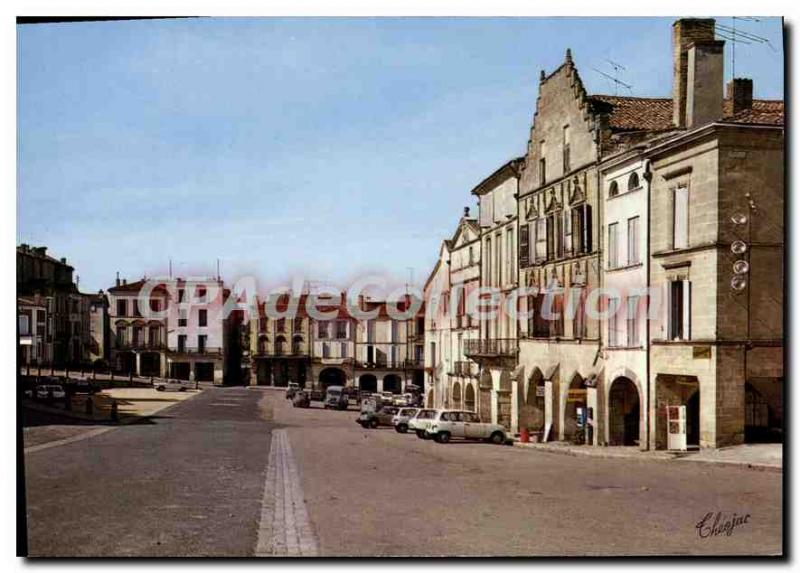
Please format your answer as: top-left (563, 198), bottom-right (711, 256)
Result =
top-left (403, 358), bottom-right (424, 369)
top-left (357, 360), bottom-right (403, 369)
top-left (452, 361), bottom-right (478, 377)
top-left (168, 346), bottom-right (223, 357)
top-left (115, 341), bottom-right (166, 351)
top-left (254, 348), bottom-right (310, 359)
top-left (463, 338), bottom-right (518, 358)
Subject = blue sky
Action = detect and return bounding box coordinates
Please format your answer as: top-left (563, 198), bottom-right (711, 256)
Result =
top-left (17, 17), bottom-right (784, 293)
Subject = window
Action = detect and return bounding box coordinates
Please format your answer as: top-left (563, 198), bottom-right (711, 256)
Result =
top-left (196, 286), bottom-right (207, 303)
top-left (564, 210), bottom-right (573, 255)
top-left (178, 334), bottom-right (187, 353)
top-left (430, 341), bottom-right (436, 366)
top-left (116, 299), bottom-right (127, 317)
top-left (519, 223), bottom-right (530, 267)
top-left (341, 342), bottom-right (348, 358)
top-left (276, 318), bottom-right (286, 332)
top-left (495, 233), bottom-right (501, 285)
top-left (608, 297), bottom-right (620, 346)
top-left (534, 219), bottom-right (547, 262)
top-left (117, 326), bottom-right (128, 347)
top-left (546, 214), bottom-right (555, 260)
top-left (178, 289), bottom-right (185, 303)
top-left (416, 316), bottom-right (424, 335)
top-left (149, 326), bottom-right (160, 346)
top-left (132, 326), bottom-right (142, 347)
top-left (506, 228), bottom-right (514, 283)
top-left (528, 294), bottom-right (550, 338)
top-left (133, 300), bottom-right (141, 317)
top-left (562, 126), bottom-right (571, 173)
top-left (571, 288), bottom-right (586, 339)
top-left (550, 292), bottom-right (565, 338)
top-left (608, 222), bottom-right (619, 268)
top-left (150, 298), bottom-right (161, 313)
top-left (317, 321), bottom-right (330, 339)
top-left (198, 334), bottom-right (207, 353)
top-left (667, 280), bottom-right (691, 341)
top-left (390, 321), bottom-right (398, 342)
top-left (539, 157), bottom-right (546, 186)
top-left (673, 186), bottom-right (689, 249)
top-left (609, 181), bottom-right (619, 198)
top-left (628, 216), bottom-right (640, 265)
top-left (539, 141), bottom-right (546, 186)
top-left (19, 315), bottom-right (30, 336)
top-left (178, 309), bottom-right (188, 328)
top-left (198, 309), bottom-right (208, 327)
top-left (627, 295), bottom-right (640, 347)
top-left (572, 204), bottom-right (593, 254)
top-left (485, 237), bottom-right (492, 286)
top-left (628, 172), bottom-right (640, 191)
top-left (468, 246), bottom-right (474, 265)
top-left (336, 320), bottom-right (348, 340)
top-left (322, 342), bottom-right (330, 358)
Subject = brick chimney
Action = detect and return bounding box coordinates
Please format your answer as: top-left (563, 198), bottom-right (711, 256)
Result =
top-left (685, 39), bottom-right (724, 128)
top-left (672, 18), bottom-right (717, 127)
top-left (727, 78), bottom-right (753, 115)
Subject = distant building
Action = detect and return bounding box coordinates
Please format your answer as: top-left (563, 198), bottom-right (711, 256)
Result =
top-left (18, 294), bottom-right (49, 366)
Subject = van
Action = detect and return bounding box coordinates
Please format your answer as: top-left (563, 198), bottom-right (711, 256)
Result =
top-left (323, 385), bottom-right (348, 410)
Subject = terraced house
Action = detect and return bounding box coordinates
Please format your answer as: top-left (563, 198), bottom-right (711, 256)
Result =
top-left (425, 17), bottom-right (783, 452)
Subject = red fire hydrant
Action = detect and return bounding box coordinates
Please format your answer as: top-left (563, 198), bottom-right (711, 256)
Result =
top-left (520, 428), bottom-right (530, 443)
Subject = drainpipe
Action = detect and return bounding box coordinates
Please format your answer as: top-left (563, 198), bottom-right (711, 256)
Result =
top-left (643, 158), bottom-right (653, 450)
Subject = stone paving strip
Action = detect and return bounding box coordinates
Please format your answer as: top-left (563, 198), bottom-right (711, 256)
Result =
top-left (256, 429), bottom-right (319, 557)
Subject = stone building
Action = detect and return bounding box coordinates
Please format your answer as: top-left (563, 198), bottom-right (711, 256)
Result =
top-left (251, 293), bottom-right (311, 387)
top-left (444, 208), bottom-right (481, 412)
top-left (250, 292), bottom-right (425, 393)
top-left (87, 291), bottom-right (110, 365)
top-left (108, 276), bottom-right (236, 384)
top-left (17, 244), bottom-right (84, 366)
top-left (423, 241), bottom-right (451, 408)
top-left (18, 294), bottom-right (49, 366)
top-left (464, 158), bottom-right (522, 431)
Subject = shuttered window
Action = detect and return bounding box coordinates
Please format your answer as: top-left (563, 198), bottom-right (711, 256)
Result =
top-left (519, 223), bottom-right (530, 268)
top-left (673, 186), bottom-right (689, 249)
top-left (608, 222), bottom-right (619, 268)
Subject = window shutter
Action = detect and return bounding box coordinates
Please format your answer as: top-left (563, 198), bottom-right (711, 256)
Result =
top-left (555, 212), bottom-right (564, 258)
top-left (583, 204), bottom-right (593, 253)
top-left (664, 282), bottom-right (672, 340)
top-left (682, 280), bottom-right (691, 340)
top-left (564, 210), bottom-right (573, 256)
top-left (519, 223), bottom-right (529, 268)
top-left (673, 186), bottom-right (689, 249)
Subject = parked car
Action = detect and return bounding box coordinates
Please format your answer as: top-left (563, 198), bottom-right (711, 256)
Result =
top-left (357, 405), bottom-right (399, 429)
top-left (155, 380), bottom-right (189, 392)
top-left (323, 386), bottom-right (349, 410)
top-left (391, 393), bottom-right (415, 407)
top-left (35, 384), bottom-right (66, 401)
top-left (408, 408), bottom-right (439, 439)
top-left (392, 408), bottom-right (419, 433)
top-left (292, 391), bottom-right (310, 408)
top-left (66, 380), bottom-right (98, 395)
top-left (285, 383), bottom-right (301, 399)
top-left (425, 410), bottom-right (508, 444)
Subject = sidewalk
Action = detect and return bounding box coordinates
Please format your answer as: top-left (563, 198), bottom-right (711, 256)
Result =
top-left (513, 440), bottom-right (782, 472)
top-left (24, 387), bottom-right (202, 426)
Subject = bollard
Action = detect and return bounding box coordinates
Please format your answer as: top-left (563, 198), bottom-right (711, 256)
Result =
top-left (520, 428), bottom-right (530, 443)
top-left (85, 397), bottom-right (93, 416)
top-left (110, 400), bottom-right (118, 422)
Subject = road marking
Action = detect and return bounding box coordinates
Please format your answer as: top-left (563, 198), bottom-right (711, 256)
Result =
top-left (255, 429), bottom-right (319, 557)
top-left (24, 427), bottom-right (114, 454)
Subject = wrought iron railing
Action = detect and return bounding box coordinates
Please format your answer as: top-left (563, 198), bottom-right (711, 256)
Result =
top-left (463, 338), bottom-right (518, 357)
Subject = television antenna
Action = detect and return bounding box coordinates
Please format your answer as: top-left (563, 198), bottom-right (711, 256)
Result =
top-left (592, 59), bottom-right (633, 96)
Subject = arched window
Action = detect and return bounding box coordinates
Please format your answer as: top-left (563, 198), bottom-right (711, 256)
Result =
top-left (274, 335), bottom-right (286, 356)
top-left (627, 172), bottom-right (640, 191)
top-left (292, 335), bottom-right (303, 355)
top-left (257, 336), bottom-right (268, 355)
top-left (608, 181), bottom-right (619, 198)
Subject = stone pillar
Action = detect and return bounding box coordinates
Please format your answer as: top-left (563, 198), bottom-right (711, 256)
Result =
top-left (543, 380), bottom-right (554, 442)
top-left (135, 353), bottom-right (142, 377)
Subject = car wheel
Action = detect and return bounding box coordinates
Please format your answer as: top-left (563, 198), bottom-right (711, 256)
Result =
top-left (156, 385), bottom-right (165, 392)
top-left (415, 430), bottom-right (426, 439)
top-left (490, 431), bottom-right (505, 445)
top-left (369, 418), bottom-right (379, 429)
top-left (397, 424), bottom-right (408, 434)
top-left (435, 432), bottom-right (451, 444)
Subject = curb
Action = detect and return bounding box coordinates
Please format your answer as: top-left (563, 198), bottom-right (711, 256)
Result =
top-left (512, 442), bottom-right (782, 473)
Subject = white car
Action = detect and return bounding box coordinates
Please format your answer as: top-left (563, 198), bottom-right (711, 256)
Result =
top-left (407, 408), bottom-right (440, 439)
top-left (35, 384), bottom-right (66, 400)
top-left (392, 407), bottom-right (419, 433)
top-left (425, 410), bottom-right (508, 444)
